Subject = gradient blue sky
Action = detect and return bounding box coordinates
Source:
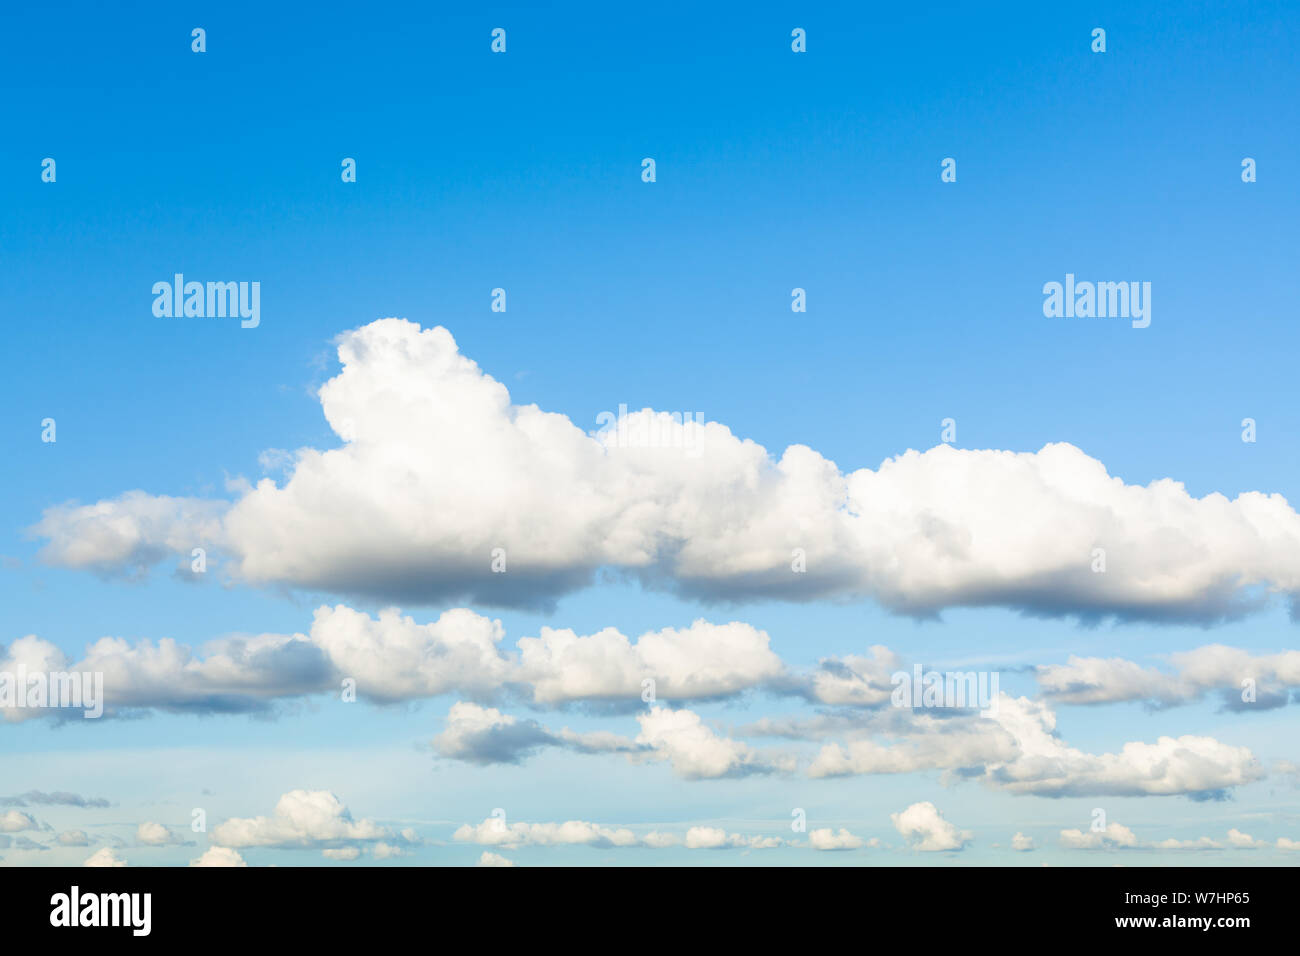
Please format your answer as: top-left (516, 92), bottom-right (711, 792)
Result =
top-left (2, 0), bottom-right (1298, 865)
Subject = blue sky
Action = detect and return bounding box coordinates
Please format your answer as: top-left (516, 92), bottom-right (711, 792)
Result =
top-left (2, 0), bottom-right (1298, 866)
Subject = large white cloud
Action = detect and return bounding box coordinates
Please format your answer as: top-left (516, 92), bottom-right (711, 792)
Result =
top-left (31, 319), bottom-right (1300, 622)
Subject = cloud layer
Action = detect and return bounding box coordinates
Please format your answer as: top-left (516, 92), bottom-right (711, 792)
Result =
top-left (2, 606), bottom-right (1272, 801)
top-left (804, 693), bottom-right (1262, 799)
top-left (0, 612), bottom-right (782, 720)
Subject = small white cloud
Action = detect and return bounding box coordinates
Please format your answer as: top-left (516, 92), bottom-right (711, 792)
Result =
top-left (683, 826), bottom-right (782, 850)
top-left (1059, 823), bottom-right (1140, 850)
top-left (211, 790), bottom-right (389, 850)
top-left (0, 810), bottom-right (37, 833)
top-left (635, 707), bottom-right (786, 780)
top-left (808, 827), bottom-right (864, 851)
top-left (137, 821), bottom-right (183, 846)
top-left (190, 846), bottom-right (247, 867)
top-left (891, 802), bottom-right (971, 852)
top-left (1226, 828), bottom-right (1267, 849)
top-left (454, 818), bottom-right (639, 849)
top-left (83, 847), bottom-right (127, 867)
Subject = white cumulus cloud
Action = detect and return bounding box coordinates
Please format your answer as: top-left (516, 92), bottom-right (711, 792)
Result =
top-left (808, 827), bottom-right (865, 850)
top-left (83, 846), bottom-right (127, 867)
top-left (190, 846), bottom-right (247, 867)
top-left (891, 802), bottom-right (971, 851)
top-left (136, 822), bottom-right (183, 846)
top-left (210, 790), bottom-right (389, 850)
top-left (31, 318), bottom-right (1300, 624)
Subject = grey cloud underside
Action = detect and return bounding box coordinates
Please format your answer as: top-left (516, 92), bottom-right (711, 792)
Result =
top-left (0, 790), bottom-right (111, 809)
top-left (439, 719), bottom-right (558, 765)
top-left (433, 715), bottom-right (644, 766)
top-left (660, 565), bottom-right (1280, 626)
top-left (36, 516), bottom-right (1298, 625)
top-left (1045, 681), bottom-right (1292, 713)
top-left (0, 836), bottom-right (49, 851)
top-left (269, 562), bottom-right (599, 614)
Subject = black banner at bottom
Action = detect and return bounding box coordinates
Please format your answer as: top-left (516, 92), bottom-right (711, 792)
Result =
top-left (1, 865), bottom-right (1287, 942)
